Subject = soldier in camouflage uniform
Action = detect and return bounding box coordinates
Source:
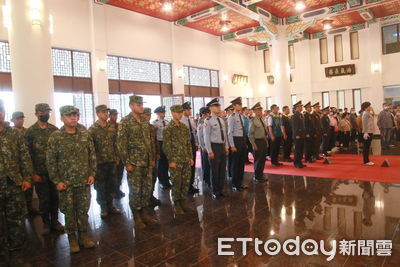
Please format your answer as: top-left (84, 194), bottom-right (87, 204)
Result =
top-left (25, 103), bottom-right (64, 234)
top-left (163, 105), bottom-right (195, 215)
top-left (143, 107), bottom-right (161, 207)
top-left (11, 111), bottom-right (26, 134)
top-left (89, 105), bottom-right (121, 218)
top-left (47, 105), bottom-right (97, 253)
top-left (117, 96), bottom-right (157, 229)
top-left (108, 109), bottom-right (125, 199)
top-left (0, 99), bottom-right (33, 266)
top-left (11, 111), bottom-right (37, 217)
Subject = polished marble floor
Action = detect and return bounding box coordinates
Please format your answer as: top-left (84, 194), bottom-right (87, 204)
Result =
top-left (13, 140), bottom-right (400, 266)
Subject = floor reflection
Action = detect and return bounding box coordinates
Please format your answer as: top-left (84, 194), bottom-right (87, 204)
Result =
top-left (20, 141), bottom-right (400, 266)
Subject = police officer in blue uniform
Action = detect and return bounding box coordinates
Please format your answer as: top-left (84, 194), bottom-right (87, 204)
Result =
top-left (204, 98), bottom-right (229, 199)
top-left (181, 102), bottom-right (199, 194)
top-left (197, 107), bottom-right (211, 188)
top-left (227, 97), bottom-right (248, 191)
top-left (152, 106), bottom-right (171, 189)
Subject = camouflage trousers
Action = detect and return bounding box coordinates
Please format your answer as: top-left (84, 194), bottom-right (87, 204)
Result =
top-left (59, 185), bottom-right (90, 235)
top-left (35, 175), bottom-right (59, 224)
top-left (24, 186), bottom-right (33, 210)
top-left (0, 177), bottom-right (26, 251)
top-left (127, 167), bottom-right (153, 210)
top-left (170, 163), bottom-right (191, 202)
top-left (115, 162), bottom-right (124, 192)
top-left (95, 162), bottom-right (116, 210)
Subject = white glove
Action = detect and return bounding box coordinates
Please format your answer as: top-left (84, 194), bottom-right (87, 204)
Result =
top-left (363, 133), bottom-right (369, 140)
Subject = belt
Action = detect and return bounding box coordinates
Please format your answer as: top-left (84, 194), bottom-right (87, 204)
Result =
top-left (233, 136), bottom-right (245, 138)
top-left (211, 142), bottom-right (224, 145)
top-left (255, 138), bottom-right (266, 141)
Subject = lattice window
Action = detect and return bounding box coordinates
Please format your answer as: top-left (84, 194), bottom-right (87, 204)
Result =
top-left (73, 51), bottom-right (91, 78)
top-left (119, 57), bottom-right (160, 83)
top-left (160, 63), bottom-right (172, 84)
top-left (0, 42), bottom-right (11, 73)
top-left (107, 56), bottom-right (119, 80)
top-left (72, 93), bottom-right (94, 128)
top-left (189, 67), bottom-right (210, 87)
top-left (109, 94), bottom-right (122, 117)
top-left (163, 96), bottom-right (183, 120)
top-left (183, 66), bottom-right (189, 85)
top-left (52, 48), bottom-right (72, 76)
top-left (211, 70), bottom-right (219, 88)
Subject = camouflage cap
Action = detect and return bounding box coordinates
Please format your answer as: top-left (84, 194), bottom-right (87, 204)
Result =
top-left (35, 103), bottom-right (52, 112)
top-left (129, 95), bottom-right (144, 105)
top-left (170, 105), bottom-right (183, 113)
top-left (143, 107), bottom-right (152, 115)
top-left (0, 99), bottom-right (4, 111)
top-left (95, 104), bottom-right (110, 112)
top-left (11, 111), bottom-right (25, 120)
top-left (109, 109), bottom-right (118, 115)
top-left (75, 107), bottom-right (81, 115)
top-left (59, 105), bottom-right (78, 116)
top-left (251, 102), bottom-right (263, 110)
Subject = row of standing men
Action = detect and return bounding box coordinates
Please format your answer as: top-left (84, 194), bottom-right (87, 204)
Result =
top-left (0, 95), bottom-right (340, 263)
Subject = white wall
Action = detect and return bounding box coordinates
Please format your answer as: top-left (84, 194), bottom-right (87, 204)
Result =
top-left (3, 0), bottom-right (400, 114)
top-left (44, 0), bottom-right (256, 108)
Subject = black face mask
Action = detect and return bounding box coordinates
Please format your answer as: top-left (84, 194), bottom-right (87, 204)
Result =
top-left (38, 114), bottom-right (50, 123)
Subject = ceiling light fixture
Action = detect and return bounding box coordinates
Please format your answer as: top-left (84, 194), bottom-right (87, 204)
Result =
top-left (295, 0), bottom-right (306, 11)
top-left (220, 20), bottom-right (231, 32)
top-left (162, 0), bottom-right (173, 12)
top-left (323, 20), bottom-right (333, 30)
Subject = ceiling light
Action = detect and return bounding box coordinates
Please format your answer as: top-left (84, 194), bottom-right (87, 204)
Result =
top-left (220, 20), bottom-right (231, 32)
top-left (295, 0), bottom-right (305, 11)
top-left (221, 11), bottom-right (228, 21)
top-left (162, 0), bottom-right (173, 12)
top-left (323, 20), bottom-right (333, 30)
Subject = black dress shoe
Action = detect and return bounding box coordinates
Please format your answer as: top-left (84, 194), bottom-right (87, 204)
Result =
top-left (232, 186), bottom-right (243, 192)
top-left (294, 164), bottom-right (303, 168)
top-left (160, 184), bottom-right (172, 190)
top-left (315, 156), bottom-right (323, 160)
top-left (212, 193), bottom-right (222, 199)
top-left (188, 186), bottom-right (200, 194)
top-left (305, 160), bottom-right (315, 163)
top-left (300, 164), bottom-right (307, 168)
top-left (254, 178), bottom-right (266, 183)
top-left (271, 163), bottom-right (282, 167)
top-left (283, 158), bottom-right (293, 162)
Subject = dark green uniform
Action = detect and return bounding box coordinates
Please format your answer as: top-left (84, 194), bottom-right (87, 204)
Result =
top-left (312, 111), bottom-right (322, 159)
top-left (117, 113), bottom-right (155, 211)
top-left (25, 122), bottom-right (59, 226)
top-left (89, 121), bottom-right (118, 212)
top-left (163, 119), bottom-right (192, 202)
top-left (47, 127), bottom-right (97, 235)
top-left (291, 111), bottom-right (306, 167)
top-left (0, 124), bottom-right (33, 252)
top-left (304, 111), bottom-right (315, 162)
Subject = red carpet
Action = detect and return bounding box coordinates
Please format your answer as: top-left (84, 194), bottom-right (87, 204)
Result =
top-left (196, 152), bottom-right (400, 183)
